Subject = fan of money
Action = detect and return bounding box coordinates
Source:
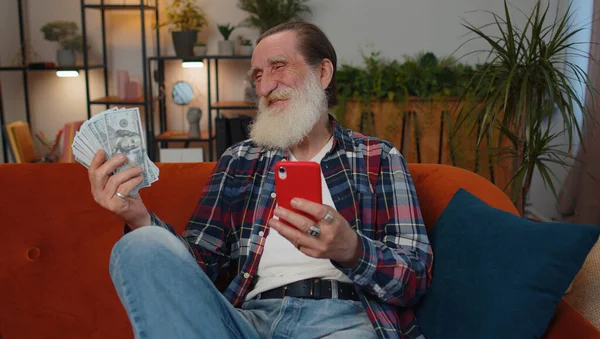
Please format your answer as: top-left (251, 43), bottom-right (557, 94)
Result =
top-left (71, 107), bottom-right (159, 195)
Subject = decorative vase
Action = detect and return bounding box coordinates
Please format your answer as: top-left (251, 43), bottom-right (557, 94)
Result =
top-left (193, 46), bottom-right (207, 56)
top-left (172, 30), bottom-right (198, 58)
top-left (218, 40), bottom-right (234, 56)
top-left (239, 45), bottom-right (253, 56)
top-left (57, 49), bottom-right (75, 67)
top-left (186, 107), bottom-right (202, 137)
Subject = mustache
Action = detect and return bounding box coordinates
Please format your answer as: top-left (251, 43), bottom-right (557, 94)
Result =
top-left (262, 87), bottom-right (294, 103)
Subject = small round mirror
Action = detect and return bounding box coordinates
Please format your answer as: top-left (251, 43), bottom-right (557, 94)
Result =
top-left (172, 81), bottom-right (194, 105)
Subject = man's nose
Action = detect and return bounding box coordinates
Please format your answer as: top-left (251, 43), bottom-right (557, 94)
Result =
top-left (256, 72), bottom-right (277, 98)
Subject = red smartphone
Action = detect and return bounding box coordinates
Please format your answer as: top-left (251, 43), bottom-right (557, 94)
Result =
top-left (274, 161), bottom-right (322, 229)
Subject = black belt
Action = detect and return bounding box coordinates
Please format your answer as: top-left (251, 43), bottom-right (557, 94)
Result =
top-left (254, 278), bottom-right (359, 301)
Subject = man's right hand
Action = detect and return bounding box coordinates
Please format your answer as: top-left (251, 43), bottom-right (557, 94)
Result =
top-left (88, 149), bottom-right (151, 229)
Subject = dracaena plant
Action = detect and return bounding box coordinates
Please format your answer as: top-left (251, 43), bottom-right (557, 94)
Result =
top-left (237, 0), bottom-right (312, 34)
top-left (453, 0), bottom-right (597, 214)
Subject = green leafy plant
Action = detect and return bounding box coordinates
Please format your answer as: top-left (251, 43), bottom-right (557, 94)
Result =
top-left (452, 0), bottom-right (597, 214)
top-left (194, 41), bottom-right (206, 47)
top-left (40, 21), bottom-right (85, 52)
top-left (237, 0), bottom-right (312, 34)
top-left (238, 35), bottom-right (253, 46)
top-left (159, 0), bottom-right (207, 31)
top-left (217, 24), bottom-right (236, 40)
top-left (335, 50), bottom-right (478, 122)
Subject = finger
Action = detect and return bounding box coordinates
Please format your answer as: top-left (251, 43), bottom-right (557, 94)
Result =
top-left (273, 206), bottom-right (318, 234)
top-left (97, 154), bottom-right (128, 179)
top-left (289, 198), bottom-right (332, 223)
top-left (105, 166), bottom-right (144, 196)
top-left (115, 175), bottom-right (144, 197)
top-left (89, 150), bottom-right (107, 194)
top-left (89, 149), bottom-right (106, 172)
top-left (90, 154), bottom-right (128, 195)
top-left (268, 218), bottom-right (322, 251)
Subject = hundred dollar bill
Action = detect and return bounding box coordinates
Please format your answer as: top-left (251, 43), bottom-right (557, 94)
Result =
top-left (103, 107), bottom-right (150, 195)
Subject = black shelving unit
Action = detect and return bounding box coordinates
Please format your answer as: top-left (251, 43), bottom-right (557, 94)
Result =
top-left (80, 0), bottom-right (160, 124)
top-left (0, 0), bottom-right (31, 163)
top-left (147, 55), bottom-right (256, 162)
top-left (0, 0), bottom-right (160, 163)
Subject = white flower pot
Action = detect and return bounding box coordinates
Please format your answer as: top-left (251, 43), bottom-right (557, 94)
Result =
top-left (193, 46), bottom-right (207, 56)
top-left (57, 49), bottom-right (75, 67)
top-left (218, 41), bottom-right (234, 56)
top-left (239, 45), bottom-right (254, 56)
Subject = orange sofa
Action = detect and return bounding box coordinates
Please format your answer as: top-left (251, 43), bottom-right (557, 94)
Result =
top-left (0, 162), bottom-right (598, 339)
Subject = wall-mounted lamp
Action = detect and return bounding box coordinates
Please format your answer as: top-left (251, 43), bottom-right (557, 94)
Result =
top-left (182, 61), bottom-right (204, 68)
top-left (56, 70), bottom-right (79, 77)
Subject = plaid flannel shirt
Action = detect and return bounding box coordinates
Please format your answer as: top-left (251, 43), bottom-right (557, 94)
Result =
top-left (148, 115), bottom-right (433, 339)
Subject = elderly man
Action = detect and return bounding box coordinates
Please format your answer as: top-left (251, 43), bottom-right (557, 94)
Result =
top-left (88, 21), bottom-right (432, 339)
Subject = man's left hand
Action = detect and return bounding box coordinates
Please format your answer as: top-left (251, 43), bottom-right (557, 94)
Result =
top-left (268, 198), bottom-right (362, 268)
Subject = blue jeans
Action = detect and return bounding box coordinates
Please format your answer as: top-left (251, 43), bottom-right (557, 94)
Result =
top-left (109, 226), bottom-right (378, 339)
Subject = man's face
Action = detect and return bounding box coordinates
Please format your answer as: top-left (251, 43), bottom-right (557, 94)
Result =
top-left (248, 31), bottom-right (329, 150)
top-left (120, 135), bottom-right (141, 152)
top-left (250, 30), bottom-right (311, 112)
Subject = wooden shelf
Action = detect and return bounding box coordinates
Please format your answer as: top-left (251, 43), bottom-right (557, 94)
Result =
top-left (84, 4), bottom-right (156, 10)
top-left (212, 101), bottom-right (257, 109)
top-left (31, 65), bottom-right (105, 71)
top-left (149, 55), bottom-right (252, 61)
top-left (90, 96), bottom-right (154, 105)
top-left (0, 65), bottom-right (104, 71)
top-left (0, 66), bottom-right (25, 71)
top-left (221, 111), bottom-right (257, 119)
top-left (155, 130), bottom-right (214, 142)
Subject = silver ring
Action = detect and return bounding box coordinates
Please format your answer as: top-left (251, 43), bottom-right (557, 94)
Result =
top-left (321, 210), bottom-right (334, 223)
top-left (115, 192), bottom-right (128, 200)
top-left (308, 224), bottom-right (321, 238)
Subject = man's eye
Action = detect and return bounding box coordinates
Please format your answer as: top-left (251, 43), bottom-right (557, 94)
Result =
top-left (274, 64), bottom-right (284, 70)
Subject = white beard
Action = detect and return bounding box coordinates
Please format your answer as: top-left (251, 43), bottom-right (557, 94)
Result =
top-left (249, 70), bottom-right (328, 150)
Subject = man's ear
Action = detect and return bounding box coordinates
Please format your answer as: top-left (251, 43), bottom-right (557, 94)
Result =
top-left (319, 58), bottom-right (334, 90)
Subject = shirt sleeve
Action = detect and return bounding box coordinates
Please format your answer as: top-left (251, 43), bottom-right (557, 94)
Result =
top-left (124, 148), bottom-right (237, 283)
top-left (334, 146), bottom-right (433, 307)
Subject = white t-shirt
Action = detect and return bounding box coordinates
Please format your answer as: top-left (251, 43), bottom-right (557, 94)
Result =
top-left (245, 136), bottom-right (353, 301)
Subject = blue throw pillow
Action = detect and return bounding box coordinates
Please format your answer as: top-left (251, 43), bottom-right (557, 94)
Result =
top-left (415, 188), bottom-right (600, 339)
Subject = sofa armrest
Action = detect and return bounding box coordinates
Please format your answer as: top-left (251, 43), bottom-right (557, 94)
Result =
top-left (545, 299), bottom-right (600, 338)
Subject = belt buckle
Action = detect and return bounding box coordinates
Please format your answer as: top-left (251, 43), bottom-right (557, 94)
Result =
top-left (331, 280), bottom-right (339, 299)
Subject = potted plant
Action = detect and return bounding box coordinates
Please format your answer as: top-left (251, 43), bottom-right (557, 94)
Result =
top-left (237, 36), bottom-right (253, 56)
top-left (217, 23), bottom-right (236, 56)
top-left (237, 0), bottom-right (312, 34)
top-left (453, 0), bottom-right (597, 214)
top-left (158, 0), bottom-right (207, 58)
top-left (40, 21), bottom-right (85, 67)
top-left (193, 41), bottom-right (207, 56)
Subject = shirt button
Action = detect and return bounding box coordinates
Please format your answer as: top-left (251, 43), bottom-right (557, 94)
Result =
top-left (258, 231), bottom-right (265, 237)
top-left (270, 192), bottom-right (276, 198)
top-left (243, 272), bottom-right (250, 279)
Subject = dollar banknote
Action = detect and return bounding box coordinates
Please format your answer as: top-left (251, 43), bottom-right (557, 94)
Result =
top-left (71, 107), bottom-right (159, 195)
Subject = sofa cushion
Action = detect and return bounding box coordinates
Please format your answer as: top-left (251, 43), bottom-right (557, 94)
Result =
top-left (415, 188), bottom-right (600, 339)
